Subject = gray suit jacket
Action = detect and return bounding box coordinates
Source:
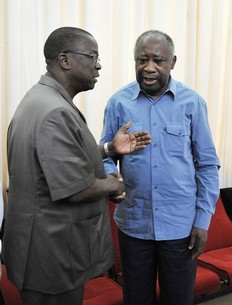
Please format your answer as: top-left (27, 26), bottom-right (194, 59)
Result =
top-left (3, 75), bottom-right (114, 293)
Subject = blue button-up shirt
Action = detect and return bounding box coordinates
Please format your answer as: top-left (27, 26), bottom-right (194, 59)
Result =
top-left (101, 78), bottom-right (220, 240)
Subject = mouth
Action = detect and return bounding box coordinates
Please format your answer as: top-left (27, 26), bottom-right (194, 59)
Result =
top-left (143, 77), bottom-right (157, 86)
top-left (93, 75), bottom-right (99, 82)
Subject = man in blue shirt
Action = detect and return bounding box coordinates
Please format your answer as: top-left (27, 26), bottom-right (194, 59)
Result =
top-left (101, 30), bottom-right (220, 305)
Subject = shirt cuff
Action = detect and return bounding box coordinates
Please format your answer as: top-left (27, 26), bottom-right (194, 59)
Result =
top-left (193, 208), bottom-right (213, 230)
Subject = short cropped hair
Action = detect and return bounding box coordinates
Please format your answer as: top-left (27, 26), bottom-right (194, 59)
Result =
top-left (134, 30), bottom-right (175, 59)
top-left (44, 27), bottom-right (92, 63)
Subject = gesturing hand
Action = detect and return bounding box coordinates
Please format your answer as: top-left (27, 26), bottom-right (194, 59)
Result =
top-left (112, 122), bottom-right (152, 155)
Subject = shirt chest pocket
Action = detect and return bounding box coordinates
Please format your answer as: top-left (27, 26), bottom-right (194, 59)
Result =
top-left (163, 124), bottom-right (190, 157)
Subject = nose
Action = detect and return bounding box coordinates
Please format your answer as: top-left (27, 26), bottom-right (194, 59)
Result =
top-left (95, 60), bottom-right (101, 70)
top-left (144, 59), bottom-right (157, 72)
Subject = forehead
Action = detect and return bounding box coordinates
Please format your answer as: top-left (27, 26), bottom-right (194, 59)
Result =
top-left (136, 36), bottom-right (172, 57)
top-left (73, 35), bottom-right (98, 53)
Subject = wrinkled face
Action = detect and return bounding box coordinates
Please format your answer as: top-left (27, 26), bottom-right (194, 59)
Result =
top-left (135, 36), bottom-right (176, 99)
top-left (66, 35), bottom-right (101, 94)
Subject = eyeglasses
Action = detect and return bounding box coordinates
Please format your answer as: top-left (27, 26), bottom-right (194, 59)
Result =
top-left (63, 50), bottom-right (100, 65)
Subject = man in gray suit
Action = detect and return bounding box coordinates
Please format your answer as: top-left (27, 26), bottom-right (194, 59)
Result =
top-left (3, 27), bottom-right (151, 305)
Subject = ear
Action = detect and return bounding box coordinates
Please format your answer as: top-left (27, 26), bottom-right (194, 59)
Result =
top-left (57, 53), bottom-right (71, 70)
top-left (171, 55), bottom-right (177, 70)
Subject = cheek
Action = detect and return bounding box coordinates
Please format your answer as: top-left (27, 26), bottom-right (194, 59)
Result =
top-left (135, 67), bottom-right (143, 79)
top-left (158, 68), bottom-right (170, 79)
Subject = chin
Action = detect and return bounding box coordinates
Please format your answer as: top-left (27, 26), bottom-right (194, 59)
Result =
top-left (140, 85), bottom-right (156, 96)
top-left (84, 83), bottom-right (96, 92)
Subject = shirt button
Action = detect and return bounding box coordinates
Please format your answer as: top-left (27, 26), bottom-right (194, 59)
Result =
top-left (154, 186), bottom-right (158, 189)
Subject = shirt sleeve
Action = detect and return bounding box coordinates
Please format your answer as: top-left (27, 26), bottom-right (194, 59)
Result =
top-left (100, 99), bottom-right (119, 174)
top-left (37, 108), bottom-right (96, 201)
top-left (191, 96), bottom-right (220, 230)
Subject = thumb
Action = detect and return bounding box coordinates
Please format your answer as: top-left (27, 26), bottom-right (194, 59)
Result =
top-left (110, 172), bottom-right (123, 182)
top-left (115, 173), bottom-right (123, 182)
top-left (188, 234), bottom-right (196, 250)
top-left (120, 121), bottom-right (131, 133)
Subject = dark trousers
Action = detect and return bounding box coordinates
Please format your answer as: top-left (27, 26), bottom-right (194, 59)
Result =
top-left (20, 285), bottom-right (84, 305)
top-left (118, 230), bottom-right (197, 305)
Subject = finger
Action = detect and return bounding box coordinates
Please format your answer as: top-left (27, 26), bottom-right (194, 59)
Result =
top-left (188, 235), bottom-right (196, 250)
top-left (191, 248), bottom-right (199, 260)
top-left (134, 141), bottom-right (152, 150)
top-left (191, 240), bottom-right (206, 259)
top-left (135, 135), bottom-right (152, 143)
top-left (110, 172), bottom-right (123, 180)
top-left (135, 139), bottom-right (152, 145)
top-left (111, 198), bottom-right (124, 203)
top-left (134, 145), bottom-right (146, 151)
top-left (195, 240), bottom-right (206, 255)
top-left (192, 246), bottom-right (203, 260)
top-left (134, 131), bottom-right (150, 137)
top-left (108, 173), bottom-right (118, 178)
top-left (110, 192), bottom-right (126, 203)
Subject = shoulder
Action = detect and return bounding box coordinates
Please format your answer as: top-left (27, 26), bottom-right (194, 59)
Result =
top-left (110, 81), bottom-right (138, 98)
top-left (172, 78), bottom-right (207, 106)
top-left (106, 81), bottom-right (139, 107)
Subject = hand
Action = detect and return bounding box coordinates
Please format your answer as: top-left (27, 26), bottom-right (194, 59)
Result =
top-left (188, 226), bottom-right (208, 259)
top-left (109, 173), bottom-right (126, 203)
top-left (110, 192), bottom-right (126, 203)
top-left (112, 121), bottom-right (151, 155)
top-left (107, 174), bottom-right (125, 197)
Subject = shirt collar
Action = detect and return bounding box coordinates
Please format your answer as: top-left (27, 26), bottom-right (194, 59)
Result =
top-left (39, 73), bottom-right (87, 123)
top-left (167, 77), bottom-right (176, 98)
top-left (39, 73), bottom-right (73, 103)
top-left (133, 76), bottom-right (176, 101)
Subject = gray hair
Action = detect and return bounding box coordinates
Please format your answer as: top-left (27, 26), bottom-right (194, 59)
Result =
top-left (134, 30), bottom-right (175, 59)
